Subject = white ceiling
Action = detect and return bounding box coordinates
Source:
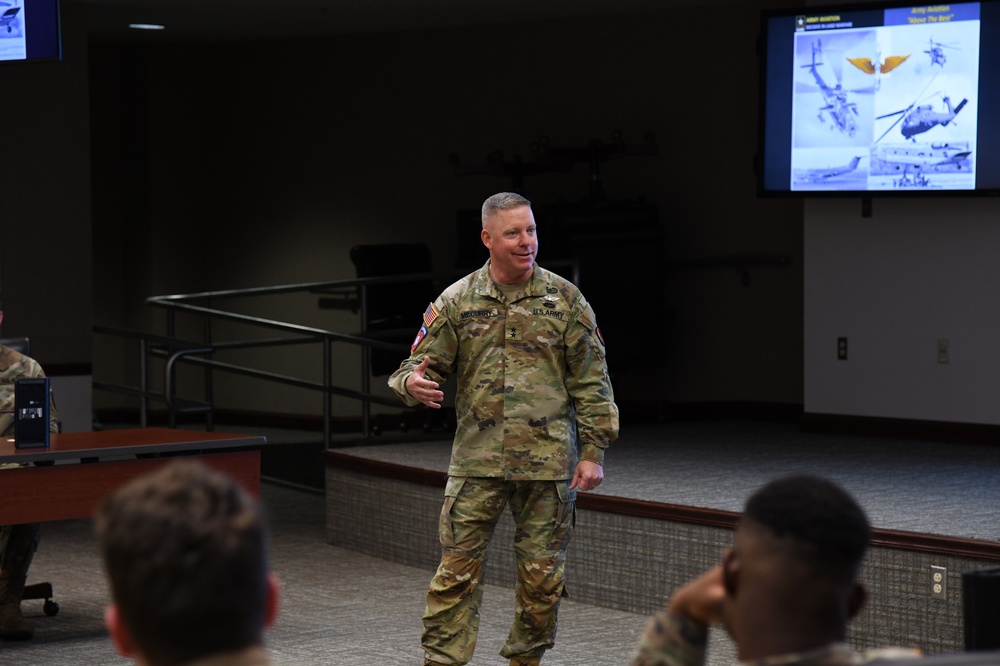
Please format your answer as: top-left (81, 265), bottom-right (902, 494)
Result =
top-left (66, 0), bottom-right (737, 42)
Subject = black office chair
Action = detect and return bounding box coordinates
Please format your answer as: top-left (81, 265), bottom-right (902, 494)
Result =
top-left (349, 243), bottom-right (447, 434)
top-left (0, 336), bottom-right (60, 617)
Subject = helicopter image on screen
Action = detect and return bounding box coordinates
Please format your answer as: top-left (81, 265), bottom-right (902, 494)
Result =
top-left (925, 38), bottom-right (960, 67)
top-left (876, 94), bottom-right (968, 142)
top-left (871, 142), bottom-right (972, 189)
top-left (0, 6), bottom-right (20, 33)
top-left (800, 41), bottom-right (865, 137)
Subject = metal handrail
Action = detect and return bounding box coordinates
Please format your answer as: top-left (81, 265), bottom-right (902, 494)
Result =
top-left (164, 345), bottom-right (214, 428)
top-left (94, 261), bottom-right (581, 445)
top-left (92, 325), bottom-right (218, 429)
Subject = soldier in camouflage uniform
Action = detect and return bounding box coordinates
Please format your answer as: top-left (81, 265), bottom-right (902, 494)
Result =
top-left (630, 475), bottom-right (921, 666)
top-left (388, 192), bottom-right (619, 666)
top-left (0, 305), bottom-right (60, 641)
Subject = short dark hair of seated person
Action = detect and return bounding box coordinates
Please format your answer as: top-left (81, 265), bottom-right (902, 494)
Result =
top-left (631, 474), bottom-right (922, 666)
top-left (95, 460), bottom-right (280, 666)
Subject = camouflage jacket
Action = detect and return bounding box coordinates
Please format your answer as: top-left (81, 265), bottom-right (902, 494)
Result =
top-left (630, 610), bottom-right (921, 666)
top-left (387, 260), bottom-right (619, 480)
top-left (0, 345), bottom-right (59, 437)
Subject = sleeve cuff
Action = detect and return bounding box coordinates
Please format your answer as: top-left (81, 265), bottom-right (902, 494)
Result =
top-left (580, 443), bottom-right (606, 466)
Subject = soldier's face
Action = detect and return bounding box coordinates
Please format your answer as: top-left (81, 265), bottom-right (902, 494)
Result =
top-left (481, 205), bottom-right (538, 285)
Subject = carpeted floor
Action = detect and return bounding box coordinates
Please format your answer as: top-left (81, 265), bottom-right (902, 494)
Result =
top-left (8, 481), bottom-right (684, 665)
top-left (9, 417), bottom-right (999, 663)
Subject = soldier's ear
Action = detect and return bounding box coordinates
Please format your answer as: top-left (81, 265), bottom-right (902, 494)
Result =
top-left (104, 605), bottom-right (137, 658)
top-left (264, 573), bottom-right (281, 629)
top-left (722, 548), bottom-right (739, 597)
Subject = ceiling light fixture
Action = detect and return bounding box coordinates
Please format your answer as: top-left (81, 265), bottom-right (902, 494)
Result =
top-left (128, 23), bottom-right (166, 30)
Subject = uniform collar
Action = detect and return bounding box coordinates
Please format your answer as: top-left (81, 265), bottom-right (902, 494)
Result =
top-left (475, 260), bottom-right (548, 300)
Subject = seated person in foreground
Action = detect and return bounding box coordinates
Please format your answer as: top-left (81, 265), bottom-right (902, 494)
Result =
top-left (0, 305), bottom-right (60, 641)
top-left (95, 460), bottom-right (281, 666)
top-left (631, 474), bottom-right (921, 666)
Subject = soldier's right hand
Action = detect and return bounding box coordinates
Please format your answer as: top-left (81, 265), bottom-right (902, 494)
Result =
top-left (406, 356), bottom-right (444, 409)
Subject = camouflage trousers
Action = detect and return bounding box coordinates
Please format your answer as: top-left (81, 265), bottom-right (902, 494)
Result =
top-left (422, 477), bottom-right (576, 666)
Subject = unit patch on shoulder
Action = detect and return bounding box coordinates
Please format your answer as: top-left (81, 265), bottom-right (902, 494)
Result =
top-left (411, 325), bottom-right (428, 351)
top-left (423, 303), bottom-right (440, 328)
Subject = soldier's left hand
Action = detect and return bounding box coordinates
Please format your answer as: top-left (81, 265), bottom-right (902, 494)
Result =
top-left (570, 460), bottom-right (604, 492)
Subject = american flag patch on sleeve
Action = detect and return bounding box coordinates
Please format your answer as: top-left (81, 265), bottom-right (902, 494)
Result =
top-left (423, 303), bottom-right (439, 328)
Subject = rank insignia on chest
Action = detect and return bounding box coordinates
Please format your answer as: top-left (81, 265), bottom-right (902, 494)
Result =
top-left (423, 303), bottom-right (440, 328)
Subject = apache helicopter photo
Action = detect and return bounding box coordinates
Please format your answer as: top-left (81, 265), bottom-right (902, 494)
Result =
top-left (876, 94), bottom-right (967, 142)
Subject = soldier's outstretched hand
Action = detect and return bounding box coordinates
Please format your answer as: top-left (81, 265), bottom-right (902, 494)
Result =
top-left (405, 356), bottom-right (444, 409)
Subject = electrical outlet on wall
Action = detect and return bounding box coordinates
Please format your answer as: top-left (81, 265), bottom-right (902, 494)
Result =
top-left (931, 565), bottom-right (947, 600)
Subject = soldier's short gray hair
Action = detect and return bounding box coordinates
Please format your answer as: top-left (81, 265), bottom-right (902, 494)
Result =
top-left (482, 192), bottom-right (531, 228)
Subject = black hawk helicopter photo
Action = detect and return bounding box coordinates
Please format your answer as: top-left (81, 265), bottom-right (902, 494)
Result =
top-left (924, 38), bottom-right (960, 67)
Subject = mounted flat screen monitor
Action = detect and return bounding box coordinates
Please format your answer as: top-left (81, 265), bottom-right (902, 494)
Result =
top-left (757, 1), bottom-right (1000, 195)
top-left (0, 0), bottom-right (61, 63)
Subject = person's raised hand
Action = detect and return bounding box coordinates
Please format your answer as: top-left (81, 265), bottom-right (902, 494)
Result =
top-left (667, 564), bottom-right (726, 626)
top-left (405, 356), bottom-right (444, 409)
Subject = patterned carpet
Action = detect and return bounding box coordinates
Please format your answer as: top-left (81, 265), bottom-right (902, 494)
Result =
top-left (8, 418), bottom-right (999, 663)
top-left (9, 482), bottom-right (675, 666)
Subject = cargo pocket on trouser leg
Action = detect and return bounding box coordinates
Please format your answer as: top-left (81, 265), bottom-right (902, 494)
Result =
top-left (549, 479), bottom-right (576, 598)
top-left (424, 476), bottom-right (484, 665)
top-left (501, 480), bottom-right (576, 659)
top-left (552, 480), bottom-right (576, 545)
top-left (438, 476), bottom-right (468, 549)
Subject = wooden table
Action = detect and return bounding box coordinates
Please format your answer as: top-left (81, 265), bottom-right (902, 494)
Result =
top-left (0, 428), bottom-right (266, 524)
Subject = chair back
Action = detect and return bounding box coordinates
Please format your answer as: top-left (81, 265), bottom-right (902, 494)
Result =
top-left (0, 336), bottom-right (31, 356)
top-left (350, 243), bottom-right (433, 376)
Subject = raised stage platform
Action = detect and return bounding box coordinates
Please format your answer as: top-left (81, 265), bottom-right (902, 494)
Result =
top-left (325, 419), bottom-right (1000, 657)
